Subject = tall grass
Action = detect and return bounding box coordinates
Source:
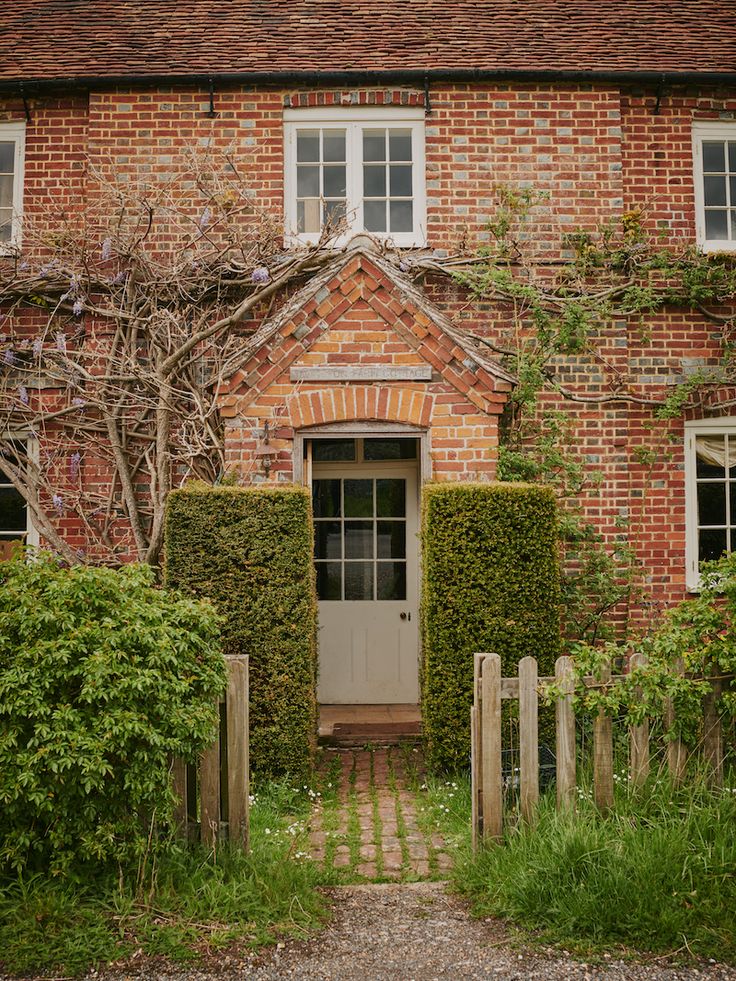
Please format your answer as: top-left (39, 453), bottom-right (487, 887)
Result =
top-left (456, 769), bottom-right (736, 961)
top-left (0, 780), bottom-right (326, 977)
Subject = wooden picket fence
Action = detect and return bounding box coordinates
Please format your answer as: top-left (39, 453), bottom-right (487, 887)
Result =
top-left (471, 652), bottom-right (731, 848)
top-left (171, 654), bottom-right (250, 850)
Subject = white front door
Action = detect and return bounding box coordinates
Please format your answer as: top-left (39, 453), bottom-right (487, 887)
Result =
top-left (312, 443), bottom-right (420, 704)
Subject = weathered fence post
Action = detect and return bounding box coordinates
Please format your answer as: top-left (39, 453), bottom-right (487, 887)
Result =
top-left (481, 652), bottom-right (503, 842)
top-left (200, 729), bottom-right (221, 848)
top-left (226, 655), bottom-right (250, 849)
top-left (702, 676), bottom-right (723, 788)
top-left (664, 656), bottom-right (687, 786)
top-left (593, 659), bottom-right (614, 812)
top-left (471, 652), bottom-right (484, 851)
top-left (629, 652), bottom-right (650, 786)
top-left (171, 757), bottom-right (189, 836)
top-left (555, 655), bottom-right (576, 810)
top-left (518, 656), bottom-right (539, 824)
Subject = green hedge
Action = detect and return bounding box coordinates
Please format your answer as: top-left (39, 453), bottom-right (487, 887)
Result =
top-left (165, 483), bottom-right (318, 780)
top-left (421, 482), bottom-right (561, 772)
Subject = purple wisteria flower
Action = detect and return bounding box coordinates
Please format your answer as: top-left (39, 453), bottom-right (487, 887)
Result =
top-left (17, 385), bottom-right (29, 406)
top-left (2, 348), bottom-right (18, 366)
top-left (199, 206), bottom-right (212, 229)
top-left (56, 332), bottom-right (67, 352)
top-left (72, 299), bottom-right (84, 317)
top-left (251, 266), bottom-right (270, 285)
top-left (70, 451), bottom-right (81, 479)
top-left (101, 237), bottom-right (113, 261)
top-left (52, 494), bottom-right (64, 515)
top-left (399, 260), bottom-right (411, 273)
top-left (18, 261), bottom-right (29, 272)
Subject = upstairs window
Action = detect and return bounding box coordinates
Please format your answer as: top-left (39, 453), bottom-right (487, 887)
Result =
top-left (693, 122), bottom-right (736, 252)
top-left (284, 108), bottom-right (426, 247)
top-left (0, 122), bottom-right (25, 248)
top-left (685, 419), bottom-right (736, 589)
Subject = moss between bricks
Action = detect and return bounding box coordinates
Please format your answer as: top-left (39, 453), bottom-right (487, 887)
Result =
top-left (164, 483), bottom-right (318, 780)
top-left (421, 482), bottom-right (561, 773)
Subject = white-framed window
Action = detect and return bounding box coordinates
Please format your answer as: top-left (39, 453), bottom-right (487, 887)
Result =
top-left (0, 121), bottom-right (25, 249)
top-left (692, 121), bottom-right (736, 252)
top-left (283, 108), bottom-right (426, 247)
top-left (0, 437), bottom-right (37, 560)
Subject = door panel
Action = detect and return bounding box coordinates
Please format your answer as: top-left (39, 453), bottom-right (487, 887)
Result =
top-left (314, 465), bottom-right (419, 703)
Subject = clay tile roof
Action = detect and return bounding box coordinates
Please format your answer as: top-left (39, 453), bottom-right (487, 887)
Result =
top-left (0, 1), bottom-right (735, 85)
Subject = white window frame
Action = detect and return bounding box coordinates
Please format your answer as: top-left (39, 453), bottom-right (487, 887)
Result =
top-left (684, 417), bottom-right (736, 590)
top-left (283, 107), bottom-right (426, 248)
top-left (692, 121), bottom-right (736, 253)
top-left (0, 121), bottom-right (26, 252)
top-left (0, 435), bottom-right (39, 554)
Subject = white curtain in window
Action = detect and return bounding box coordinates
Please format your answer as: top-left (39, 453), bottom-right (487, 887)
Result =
top-left (696, 436), bottom-right (727, 469)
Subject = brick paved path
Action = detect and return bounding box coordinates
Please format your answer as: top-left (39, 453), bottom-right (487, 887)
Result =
top-left (308, 746), bottom-right (452, 880)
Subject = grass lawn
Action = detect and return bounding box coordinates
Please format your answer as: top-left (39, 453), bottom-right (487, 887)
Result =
top-left (0, 781), bottom-right (326, 978)
top-left (445, 767), bottom-right (736, 964)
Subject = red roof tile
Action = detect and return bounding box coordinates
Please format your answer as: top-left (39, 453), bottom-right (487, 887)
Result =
top-left (0, 1), bottom-right (735, 84)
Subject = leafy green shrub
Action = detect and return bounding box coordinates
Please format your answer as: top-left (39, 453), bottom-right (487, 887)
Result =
top-left (0, 554), bottom-right (225, 875)
top-left (421, 482), bottom-right (560, 772)
top-left (165, 483), bottom-right (317, 780)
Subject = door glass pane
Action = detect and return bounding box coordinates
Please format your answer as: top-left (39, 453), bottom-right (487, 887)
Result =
top-left (315, 521), bottom-right (342, 559)
top-left (377, 562), bottom-right (406, 600)
top-left (703, 142), bottom-right (725, 172)
top-left (376, 478), bottom-right (406, 518)
top-left (0, 487), bottom-right (26, 531)
top-left (729, 142), bottom-right (736, 171)
top-left (377, 521), bottom-right (405, 559)
top-left (344, 479), bottom-right (373, 517)
top-left (313, 479), bottom-right (341, 518)
top-left (316, 562), bottom-right (342, 600)
top-left (312, 439), bottom-right (356, 462)
top-left (697, 483), bottom-right (726, 525)
top-left (363, 438), bottom-right (417, 461)
top-left (345, 562), bottom-right (373, 600)
top-left (699, 529), bottom-right (727, 562)
top-left (345, 521), bottom-right (374, 559)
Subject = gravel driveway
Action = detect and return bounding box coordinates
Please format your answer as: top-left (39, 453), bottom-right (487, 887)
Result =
top-left (88, 882), bottom-right (736, 981)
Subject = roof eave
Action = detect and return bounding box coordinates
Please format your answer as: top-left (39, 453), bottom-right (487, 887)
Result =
top-left (3, 67), bottom-right (736, 93)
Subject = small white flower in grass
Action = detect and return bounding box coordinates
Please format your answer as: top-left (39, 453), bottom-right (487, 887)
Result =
top-left (264, 828), bottom-right (271, 835)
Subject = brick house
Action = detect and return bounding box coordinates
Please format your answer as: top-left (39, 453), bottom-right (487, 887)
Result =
top-left (1, 2), bottom-right (736, 707)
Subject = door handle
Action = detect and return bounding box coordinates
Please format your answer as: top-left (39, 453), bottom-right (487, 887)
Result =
top-left (400, 611), bottom-right (411, 621)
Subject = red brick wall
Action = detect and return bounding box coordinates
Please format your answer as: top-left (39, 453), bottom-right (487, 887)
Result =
top-left (2, 80), bottom-right (736, 620)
